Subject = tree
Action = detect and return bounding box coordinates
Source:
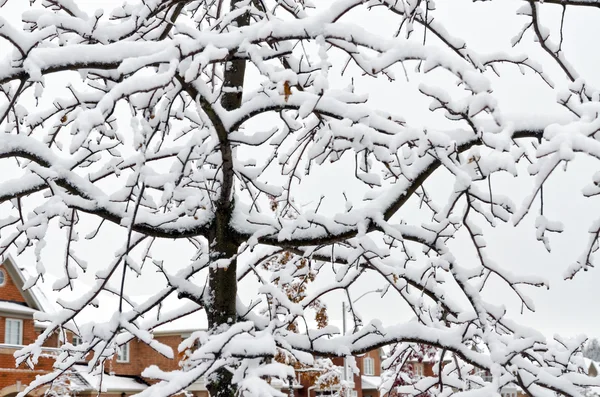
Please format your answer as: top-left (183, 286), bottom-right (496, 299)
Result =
top-left (1, 0), bottom-right (600, 396)
top-left (44, 368), bottom-right (83, 397)
top-left (585, 339), bottom-right (600, 362)
top-left (382, 343), bottom-right (437, 397)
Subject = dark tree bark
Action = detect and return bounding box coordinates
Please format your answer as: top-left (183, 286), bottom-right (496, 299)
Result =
top-left (205, 1), bottom-right (250, 396)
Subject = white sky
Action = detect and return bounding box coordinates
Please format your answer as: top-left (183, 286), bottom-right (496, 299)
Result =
top-left (1, 0), bottom-right (599, 342)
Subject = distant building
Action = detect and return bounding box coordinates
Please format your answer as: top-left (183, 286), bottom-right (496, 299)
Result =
top-left (280, 348), bottom-right (385, 397)
top-left (6, 254), bottom-right (579, 397)
top-left (0, 254), bottom-right (387, 397)
top-left (0, 255), bottom-right (208, 396)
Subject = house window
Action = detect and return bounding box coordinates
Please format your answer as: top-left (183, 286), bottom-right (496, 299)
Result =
top-left (363, 357), bottom-right (375, 375)
top-left (5, 318), bottom-right (23, 345)
top-left (117, 342), bottom-right (130, 363)
top-left (413, 362), bottom-right (424, 377)
top-left (72, 335), bottom-right (82, 346)
top-left (0, 269), bottom-right (5, 286)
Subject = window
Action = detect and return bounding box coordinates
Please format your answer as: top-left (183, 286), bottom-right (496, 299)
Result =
top-left (72, 335), bottom-right (82, 346)
top-left (117, 342), bottom-right (130, 363)
top-left (0, 269), bottom-right (5, 286)
top-left (363, 357), bottom-right (375, 375)
top-left (413, 362), bottom-right (424, 377)
top-left (5, 318), bottom-right (23, 345)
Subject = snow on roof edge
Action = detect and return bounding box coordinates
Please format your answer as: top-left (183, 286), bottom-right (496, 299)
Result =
top-left (72, 365), bottom-right (149, 392)
top-left (2, 253), bottom-right (54, 313)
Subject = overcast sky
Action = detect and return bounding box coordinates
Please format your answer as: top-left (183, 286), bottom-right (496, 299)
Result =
top-left (1, 0), bottom-right (600, 342)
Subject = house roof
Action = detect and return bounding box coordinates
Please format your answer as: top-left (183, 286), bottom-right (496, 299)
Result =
top-left (3, 254), bottom-right (208, 335)
top-left (71, 365), bottom-right (148, 392)
top-left (583, 357), bottom-right (600, 375)
top-left (0, 300), bottom-right (38, 315)
top-left (1, 254), bottom-right (54, 313)
top-left (66, 291), bottom-right (208, 336)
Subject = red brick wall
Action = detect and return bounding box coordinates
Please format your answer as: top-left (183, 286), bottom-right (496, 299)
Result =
top-left (0, 345), bottom-right (55, 393)
top-left (107, 334), bottom-right (187, 380)
top-left (424, 362), bottom-right (435, 377)
top-left (294, 350), bottom-right (383, 397)
top-left (329, 356), bottom-right (363, 397)
top-left (354, 356), bottom-right (364, 397)
top-left (362, 349), bottom-right (382, 376)
top-left (44, 331), bottom-right (59, 348)
top-left (0, 317), bottom-right (39, 345)
top-left (76, 392), bottom-right (208, 397)
top-left (0, 261), bottom-right (63, 394)
top-left (0, 266), bottom-right (27, 304)
top-left (0, 261), bottom-right (204, 393)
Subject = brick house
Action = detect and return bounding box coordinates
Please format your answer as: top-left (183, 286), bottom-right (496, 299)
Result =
top-left (0, 255), bottom-right (59, 396)
top-left (396, 354), bottom-right (527, 397)
top-left (284, 348), bottom-right (385, 397)
top-left (366, 350), bottom-right (527, 397)
top-left (0, 254), bottom-right (387, 397)
top-left (411, 356), bottom-right (526, 397)
top-left (0, 254), bottom-right (536, 397)
top-left (0, 255), bottom-right (209, 397)
top-left (351, 348), bottom-right (384, 397)
top-left (0, 254), bottom-right (388, 397)
top-left (468, 369), bottom-right (525, 397)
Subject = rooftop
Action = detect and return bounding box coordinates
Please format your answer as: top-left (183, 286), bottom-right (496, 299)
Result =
top-left (71, 365), bottom-right (148, 392)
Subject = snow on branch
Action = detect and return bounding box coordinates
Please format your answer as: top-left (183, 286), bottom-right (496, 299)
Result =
top-left (1, 0), bottom-right (599, 396)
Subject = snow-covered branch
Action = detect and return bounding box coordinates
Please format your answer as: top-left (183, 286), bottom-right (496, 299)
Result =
top-left (1, 0), bottom-right (600, 396)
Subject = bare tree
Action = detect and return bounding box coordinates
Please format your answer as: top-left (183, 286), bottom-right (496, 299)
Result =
top-left (585, 339), bottom-right (600, 362)
top-left (1, 0), bottom-right (600, 396)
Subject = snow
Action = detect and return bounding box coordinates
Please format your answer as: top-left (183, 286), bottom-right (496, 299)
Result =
top-left (361, 375), bottom-right (381, 390)
top-left (72, 365), bottom-right (148, 392)
top-left (0, 300), bottom-right (37, 315)
top-left (3, 0), bottom-right (600, 396)
top-left (0, 255), bottom-right (54, 321)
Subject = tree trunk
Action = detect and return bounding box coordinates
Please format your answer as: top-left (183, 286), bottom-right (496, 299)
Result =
top-left (206, 1), bottom-right (250, 395)
top-left (206, 205), bottom-right (239, 397)
top-left (206, 240), bottom-right (238, 397)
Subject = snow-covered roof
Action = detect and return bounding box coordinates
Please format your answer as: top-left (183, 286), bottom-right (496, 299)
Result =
top-left (72, 365), bottom-right (148, 392)
top-left (0, 300), bottom-right (38, 315)
top-left (361, 375), bottom-right (381, 390)
top-left (1, 254), bottom-right (55, 314)
top-left (4, 255), bottom-right (208, 334)
top-left (583, 358), bottom-right (600, 375)
top-left (63, 291), bottom-right (208, 335)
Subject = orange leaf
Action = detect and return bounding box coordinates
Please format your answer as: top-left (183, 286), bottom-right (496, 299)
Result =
top-left (283, 81), bottom-right (292, 102)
